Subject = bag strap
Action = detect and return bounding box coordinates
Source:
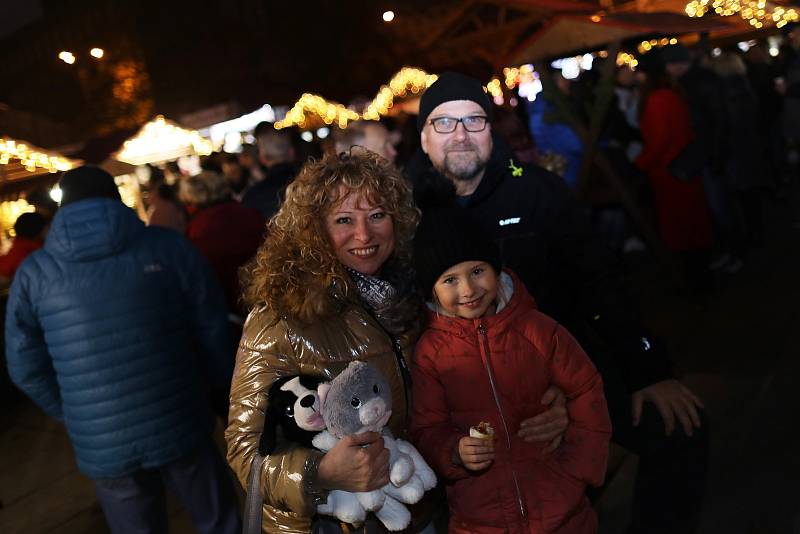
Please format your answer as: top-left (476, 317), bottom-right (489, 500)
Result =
top-left (242, 453), bottom-right (266, 534)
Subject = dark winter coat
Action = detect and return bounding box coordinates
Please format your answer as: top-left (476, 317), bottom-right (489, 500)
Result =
top-left (241, 162), bottom-right (295, 220)
top-left (716, 75), bottom-right (765, 191)
top-left (406, 139), bottom-right (671, 393)
top-left (5, 199), bottom-right (232, 479)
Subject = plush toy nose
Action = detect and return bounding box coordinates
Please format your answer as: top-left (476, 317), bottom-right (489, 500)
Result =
top-left (300, 395), bottom-right (315, 408)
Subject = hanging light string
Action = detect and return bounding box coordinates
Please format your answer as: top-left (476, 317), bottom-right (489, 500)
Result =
top-left (0, 138), bottom-right (74, 174)
top-left (686, 0), bottom-right (799, 29)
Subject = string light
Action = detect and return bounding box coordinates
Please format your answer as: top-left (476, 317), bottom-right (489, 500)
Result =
top-left (617, 52), bottom-right (639, 68)
top-left (0, 138), bottom-right (75, 173)
top-left (362, 67), bottom-right (438, 120)
top-left (116, 116), bottom-right (213, 165)
top-left (274, 94), bottom-right (360, 130)
top-left (90, 48), bottom-right (104, 59)
top-left (276, 68), bottom-right (437, 129)
top-left (685, 1), bottom-right (798, 28)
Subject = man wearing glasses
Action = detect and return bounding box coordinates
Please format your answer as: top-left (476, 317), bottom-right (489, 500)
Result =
top-left (407, 72), bottom-right (709, 534)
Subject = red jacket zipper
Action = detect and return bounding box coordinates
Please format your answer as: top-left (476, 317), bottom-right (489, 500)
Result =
top-left (477, 321), bottom-right (527, 520)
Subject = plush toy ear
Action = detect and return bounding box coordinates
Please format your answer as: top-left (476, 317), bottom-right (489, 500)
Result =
top-left (317, 382), bottom-right (331, 411)
top-left (259, 376), bottom-right (295, 456)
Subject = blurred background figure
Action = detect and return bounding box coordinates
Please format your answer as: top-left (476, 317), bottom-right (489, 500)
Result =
top-left (636, 50), bottom-right (715, 288)
top-left (221, 153), bottom-right (251, 200)
top-left (711, 52), bottom-right (768, 257)
top-left (241, 123), bottom-right (296, 220)
top-left (777, 24), bottom-right (800, 180)
top-left (0, 212), bottom-right (49, 286)
top-left (179, 170), bottom-right (264, 321)
top-left (146, 164), bottom-right (187, 233)
top-left (238, 143), bottom-right (266, 183)
top-left (527, 68), bottom-right (585, 189)
top-left (332, 119), bottom-right (398, 162)
top-left (6, 166), bottom-right (240, 534)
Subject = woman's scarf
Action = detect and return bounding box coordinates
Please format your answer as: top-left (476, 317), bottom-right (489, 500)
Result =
top-left (345, 265), bottom-right (420, 338)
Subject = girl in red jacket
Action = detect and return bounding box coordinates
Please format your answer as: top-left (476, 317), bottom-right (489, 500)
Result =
top-left (410, 208), bottom-right (612, 534)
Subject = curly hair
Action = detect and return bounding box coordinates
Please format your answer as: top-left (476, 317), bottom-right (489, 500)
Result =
top-left (242, 151), bottom-right (420, 322)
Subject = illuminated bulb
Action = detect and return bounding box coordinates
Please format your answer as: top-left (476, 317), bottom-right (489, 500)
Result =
top-left (90, 48), bottom-right (104, 59)
top-left (58, 51), bottom-right (76, 64)
top-left (50, 186), bottom-right (63, 203)
top-left (382, 10), bottom-right (395, 22)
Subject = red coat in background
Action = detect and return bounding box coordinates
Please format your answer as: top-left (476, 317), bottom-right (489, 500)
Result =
top-left (0, 237), bottom-right (43, 280)
top-left (410, 270), bottom-right (611, 534)
top-left (636, 87), bottom-right (714, 252)
top-left (185, 201), bottom-right (264, 314)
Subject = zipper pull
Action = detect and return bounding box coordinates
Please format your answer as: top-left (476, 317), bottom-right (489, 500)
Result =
top-left (477, 322), bottom-right (486, 335)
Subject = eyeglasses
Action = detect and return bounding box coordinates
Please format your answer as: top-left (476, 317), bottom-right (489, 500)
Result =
top-left (427, 115), bottom-right (489, 134)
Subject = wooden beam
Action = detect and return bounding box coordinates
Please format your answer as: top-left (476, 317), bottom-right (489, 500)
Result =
top-left (418, 0), bottom-right (477, 49)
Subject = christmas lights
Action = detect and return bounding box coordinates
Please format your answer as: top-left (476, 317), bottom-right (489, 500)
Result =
top-left (686, 0), bottom-right (799, 29)
top-left (0, 138), bottom-right (74, 174)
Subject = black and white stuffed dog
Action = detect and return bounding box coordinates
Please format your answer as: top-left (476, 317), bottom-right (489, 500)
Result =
top-left (259, 374), bottom-right (327, 455)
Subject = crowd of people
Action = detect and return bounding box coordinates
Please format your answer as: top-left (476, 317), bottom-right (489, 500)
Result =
top-left (3, 25), bottom-right (799, 534)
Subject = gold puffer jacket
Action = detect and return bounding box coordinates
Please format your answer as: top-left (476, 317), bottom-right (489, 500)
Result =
top-left (225, 298), bottom-right (418, 534)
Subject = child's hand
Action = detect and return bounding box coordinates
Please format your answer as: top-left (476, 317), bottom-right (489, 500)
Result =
top-left (456, 436), bottom-right (495, 471)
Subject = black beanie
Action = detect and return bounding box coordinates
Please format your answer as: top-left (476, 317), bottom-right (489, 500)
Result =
top-left (413, 207), bottom-right (502, 297)
top-left (59, 166), bottom-right (121, 206)
top-left (416, 72), bottom-right (494, 132)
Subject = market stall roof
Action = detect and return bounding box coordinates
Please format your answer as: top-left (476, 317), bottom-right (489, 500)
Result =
top-left (114, 116), bottom-right (213, 166)
top-left (504, 10), bottom-right (736, 65)
top-left (0, 136), bottom-right (79, 199)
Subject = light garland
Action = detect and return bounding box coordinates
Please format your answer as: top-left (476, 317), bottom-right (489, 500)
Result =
top-left (362, 67), bottom-right (438, 120)
top-left (116, 115), bottom-right (213, 165)
top-left (617, 52), bottom-right (640, 68)
top-left (0, 138), bottom-right (74, 174)
top-left (638, 37), bottom-right (680, 54)
top-left (274, 94), bottom-right (360, 130)
top-left (276, 68), bottom-right (438, 129)
top-left (686, 0), bottom-right (799, 29)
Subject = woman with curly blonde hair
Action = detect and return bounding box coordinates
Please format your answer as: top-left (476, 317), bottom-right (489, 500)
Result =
top-left (226, 151), bottom-right (432, 534)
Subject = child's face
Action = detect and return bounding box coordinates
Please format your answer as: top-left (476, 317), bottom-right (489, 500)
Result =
top-left (433, 261), bottom-right (499, 319)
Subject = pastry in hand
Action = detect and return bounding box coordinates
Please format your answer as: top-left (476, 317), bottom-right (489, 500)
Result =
top-left (469, 421), bottom-right (494, 440)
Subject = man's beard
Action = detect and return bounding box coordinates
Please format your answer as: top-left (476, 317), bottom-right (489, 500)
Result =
top-left (438, 143), bottom-right (489, 182)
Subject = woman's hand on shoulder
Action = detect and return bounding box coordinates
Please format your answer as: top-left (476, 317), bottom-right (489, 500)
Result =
top-left (317, 432), bottom-right (390, 492)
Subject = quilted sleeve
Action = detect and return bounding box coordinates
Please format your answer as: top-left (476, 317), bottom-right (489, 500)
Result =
top-left (409, 334), bottom-right (471, 482)
top-left (547, 323), bottom-right (612, 487)
top-left (5, 266), bottom-right (63, 419)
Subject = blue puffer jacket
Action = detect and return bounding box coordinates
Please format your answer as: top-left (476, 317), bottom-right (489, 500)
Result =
top-left (5, 198), bottom-right (233, 479)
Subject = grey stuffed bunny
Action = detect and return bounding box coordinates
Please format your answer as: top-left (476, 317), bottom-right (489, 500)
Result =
top-left (312, 361), bottom-right (436, 531)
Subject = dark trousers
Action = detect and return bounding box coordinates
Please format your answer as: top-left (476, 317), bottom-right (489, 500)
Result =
top-left (602, 368), bottom-right (710, 534)
top-left (93, 440), bottom-right (241, 534)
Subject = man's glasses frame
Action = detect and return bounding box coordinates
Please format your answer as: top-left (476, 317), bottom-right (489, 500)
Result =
top-left (427, 115), bottom-right (489, 134)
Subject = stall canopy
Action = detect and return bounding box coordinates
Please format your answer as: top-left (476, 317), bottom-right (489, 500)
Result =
top-left (0, 136), bottom-right (79, 199)
top-left (115, 116), bottom-right (213, 166)
top-left (504, 11), bottom-right (736, 65)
